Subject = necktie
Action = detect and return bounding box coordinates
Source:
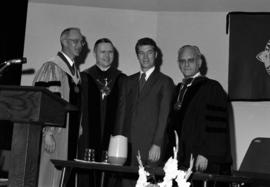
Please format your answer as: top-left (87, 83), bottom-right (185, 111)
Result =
top-left (174, 78), bottom-right (194, 110)
top-left (182, 78), bottom-right (193, 85)
top-left (71, 63), bottom-right (76, 75)
top-left (139, 73), bottom-right (146, 92)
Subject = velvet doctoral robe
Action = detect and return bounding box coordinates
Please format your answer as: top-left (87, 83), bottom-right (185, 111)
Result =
top-left (79, 65), bottom-right (126, 161)
top-left (169, 76), bottom-right (232, 171)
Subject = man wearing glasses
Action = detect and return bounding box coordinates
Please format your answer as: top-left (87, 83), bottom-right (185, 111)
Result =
top-left (168, 45), bottom-right (232, 187)
top-left (33, 27), bottom-right (84, 187)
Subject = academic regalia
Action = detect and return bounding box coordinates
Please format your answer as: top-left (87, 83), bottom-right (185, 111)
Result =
top-left (168, 76), bottom-right (232, 173)
top-left (33, 52), bottom-right (81, 187)
top-left (77, 65), bottom-right (126, 187)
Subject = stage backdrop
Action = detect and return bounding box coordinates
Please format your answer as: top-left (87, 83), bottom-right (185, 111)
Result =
top-left (0, 0), bottom-right (28, 150)
top-left (228, 12), bottom-right (270, 101)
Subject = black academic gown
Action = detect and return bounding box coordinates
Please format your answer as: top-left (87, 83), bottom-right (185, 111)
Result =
top-left (77, 65), bottom-right (126, 187)
top-left (168, 76), bottom-right (232, 172)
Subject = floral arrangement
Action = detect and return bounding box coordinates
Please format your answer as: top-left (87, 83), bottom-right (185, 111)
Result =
top-left (135, 131), bottom-right (194, 187)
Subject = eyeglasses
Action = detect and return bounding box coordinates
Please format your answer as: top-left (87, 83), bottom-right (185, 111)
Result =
top-left (66, 38), bottom-right (86, 46)
top-left (178, 58), bottom-right (196, 64)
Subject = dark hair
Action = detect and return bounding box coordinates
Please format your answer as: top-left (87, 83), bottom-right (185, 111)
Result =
top-left (93, 38), bottom-right (114, 53)
top-left (135, 37), bottom-right (158, 55)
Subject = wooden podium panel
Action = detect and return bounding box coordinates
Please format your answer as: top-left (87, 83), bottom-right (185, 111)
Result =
top-left (0, 85), bottom-right (75, 126)
top-left (0, 85), bottom-right (75, 187)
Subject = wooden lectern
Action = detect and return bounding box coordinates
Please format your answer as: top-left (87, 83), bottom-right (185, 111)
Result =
top-left (0, 85), bottom-right (76, 187)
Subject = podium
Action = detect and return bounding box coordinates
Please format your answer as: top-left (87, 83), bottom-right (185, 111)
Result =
top-left (0, 85), bottom-right (76, 187)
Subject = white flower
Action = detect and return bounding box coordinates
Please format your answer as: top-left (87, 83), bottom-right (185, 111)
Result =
top-left (136, 131), bottom-right (194, 187)
top-left (136, 150), bottom-right (150, 187)
top-left (136, 166), bottom-right (150, 187)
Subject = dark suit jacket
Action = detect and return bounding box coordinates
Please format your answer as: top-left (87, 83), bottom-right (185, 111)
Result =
top-left (115, 69), bottom-right (174, 166)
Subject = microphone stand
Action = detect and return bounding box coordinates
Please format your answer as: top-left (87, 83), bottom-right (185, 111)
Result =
top-left (0, 58), bottom-right (26, 78)
top-left (0, 62), bottom-right (11, 78)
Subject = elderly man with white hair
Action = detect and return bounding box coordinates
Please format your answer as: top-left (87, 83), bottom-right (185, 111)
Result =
top-left (168, 45), bottom-right (232, 187)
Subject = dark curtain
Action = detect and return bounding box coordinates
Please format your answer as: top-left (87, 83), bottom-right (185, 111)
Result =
top-left (227, 12), bottom-right (270, 101)
top-left (0, 0), bottom-right (28, 150)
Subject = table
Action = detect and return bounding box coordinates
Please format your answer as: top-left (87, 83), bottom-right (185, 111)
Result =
top-left (51, 159), bottom-right (251, 187)
top-left (52, 159), bottom-right (163, 187)
top-left (233, 170), bottom-right (270, 186)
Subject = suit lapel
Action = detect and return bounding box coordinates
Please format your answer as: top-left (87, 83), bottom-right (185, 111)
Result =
top-left (139, 70), bottom-right (160, 98)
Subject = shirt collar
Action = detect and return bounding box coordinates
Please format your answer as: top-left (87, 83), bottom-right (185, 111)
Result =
top-left (96, 64), bottom-right (111, 72)
top-left (192, 72), bottom-right (201, 79)
top-left (140, 66), bottom-right (155, 81)
top-left (60, 51), bottom-right (74, 67)
top-left (183, 72), bottom-right (201, 87)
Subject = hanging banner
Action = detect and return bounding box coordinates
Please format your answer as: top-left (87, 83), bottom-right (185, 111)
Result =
top-left (227, 12), bottom-right (270, 101)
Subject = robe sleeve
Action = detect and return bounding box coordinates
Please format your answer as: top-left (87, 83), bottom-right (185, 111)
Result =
top-left (153, 77), bottom-right (175, 146)
top-left (196, 80), bottom-right (230, 162)
top-left (114, 77), bottom-right (128, 136)
top-left (32, 61), bottom-right (64, 133)
top-left (33, 61), bottom-right (63, 96)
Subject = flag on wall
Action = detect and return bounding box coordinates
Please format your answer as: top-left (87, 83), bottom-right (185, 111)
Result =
top-left (227, 12), bottom-right (270, 101)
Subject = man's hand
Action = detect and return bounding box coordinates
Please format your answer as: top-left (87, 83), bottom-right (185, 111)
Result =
top-left (148, 144), bottom-right (160, 162)
top-left (79, 124), bottom-right (83, 137)
top-left (44, 133), bottom-right (56, 153)
top-left (195, 154), bottom-right (208, 172)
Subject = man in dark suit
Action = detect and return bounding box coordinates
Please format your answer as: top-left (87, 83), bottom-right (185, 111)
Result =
top-left (116, 37), bottom-right (174, 171)
top-left (168, 45), bottom-right (232, 187)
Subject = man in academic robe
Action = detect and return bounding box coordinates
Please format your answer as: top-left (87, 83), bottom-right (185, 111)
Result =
top-left (33, 27), bottom-right (84, 187)
top-left (78, 38), bottom-right (126, 187)
top-left (115, 37), bottom-right (174, 186)
top-left (168, 45), bottom-right (232, 187)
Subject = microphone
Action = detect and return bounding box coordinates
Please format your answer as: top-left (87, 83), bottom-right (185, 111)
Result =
top-left (4, 57), bottom-right (27, 65)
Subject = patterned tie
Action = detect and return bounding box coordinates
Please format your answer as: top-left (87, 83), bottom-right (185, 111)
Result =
top-left (174, 78), bottom-right (193, 110)
top-left (139, 73), bottom-right (146, 92)
top-left (71, 63), bottom-right (76, 75)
